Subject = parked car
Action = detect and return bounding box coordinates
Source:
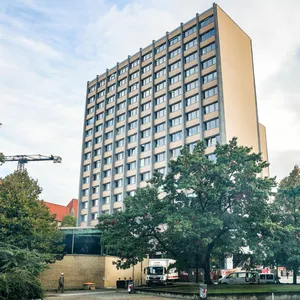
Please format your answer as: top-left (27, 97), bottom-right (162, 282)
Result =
top-left (259, 273), bottom-right (276, 284)
top-left (219, 271), bottom-right (259, 284)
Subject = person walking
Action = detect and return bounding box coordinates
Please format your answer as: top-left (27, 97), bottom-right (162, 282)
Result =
top-left (57, 273), bottom-right (65, 293)
top-left (286, 271), bottom-right (289, 280)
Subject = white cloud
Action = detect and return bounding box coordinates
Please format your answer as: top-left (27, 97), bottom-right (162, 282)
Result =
top-left (0, 0), bottom-right (299, 205)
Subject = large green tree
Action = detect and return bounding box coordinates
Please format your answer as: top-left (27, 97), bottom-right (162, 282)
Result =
top-left (61, 215), bottom-right (77, 227)
top-left (98, 138), bottom-right (275, 284)
top-left (0, 170), bottom-right (64, 254)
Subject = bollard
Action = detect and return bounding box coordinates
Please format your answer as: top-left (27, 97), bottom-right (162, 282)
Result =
top-left (200, 284), bottom-right (207, 299)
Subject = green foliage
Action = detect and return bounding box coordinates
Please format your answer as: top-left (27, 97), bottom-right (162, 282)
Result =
top-left (0, 269), bottom-right (43, 300)
top-left (0, 153), bottom-right (4, 164)
top-left (61, 215), bottom-right (77, 227)
top-left (0, 170), bottom-right (64, 254)
top-left (98, 138), bottom-right (275, 283)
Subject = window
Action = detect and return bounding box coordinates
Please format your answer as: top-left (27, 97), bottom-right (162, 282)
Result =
top-left (96, 124), bottom-right (103, 132)
top-left (142, 114), bottom-right (151, 125)
top-left (141, 128), bottom-right (151, 138)
top-left (104, 156), bottom-right (112, 164)
top-left (83, 164), bottom-right (90, 172)
top-left (156, 56), bottom-right (166, 66)
top-left (155, 152), bottom-right (165, 162)
top-left (170, 74), bottom-right (181, 85)
top-left (170, 87), bottom-right (182, 98)
top-left (142, 76), bottom-right (152, 86)
top-left (156, 167), bottom-right (166, 175)
top-left (119, 66), bottom-right (128, 75)
top-left (83, 177), bottom-right (89, 184)
top-left (201, 43), bottom-right (216, 55)
top-left (204, 102), bottom-right (219, 114)
top-left (155, 122), bottom-right (165, 132)
top-left (140, 157), bottom-right (150, 167)
top-left (82, 201), bottom-right (88, 209)
top-left (91, 212), bottom-right (98, 220)
top-left (107, 84), bottom-right (116, 93)
top-left (127, 176), bottom-right (136, 185)
top-left (185, 66), bottom-right (198, 77)
top-left (127, 161), bottom-right (136, 170)
top-left (129, 82), bottom-right (139, 92)
top-left (169, 34), bottom-right (181, 46)
top-left (187, 109), bottom-right (200, 121)
top-left (130, 71), bottom-right (139, 80)
top-left (93, 186), bottom-right (99, 194)
top-left (205, 118), bottom-right (219, 130)
top-left (81, 215), bottom-right (87, 222)
top-left (116, 165), bottom-right (123, 174)
top-left (107, 95), bottom-right (115, 104)
top-left (203, 86), bottom-right (218, 99)
top-left (184, 38), bottom-right (197, 50)
top-left (141, 142), bottom-right (151, 152)
top-left (92, 199), bottom-right (98, 207)
top-left (206, 135), bottom-right (220, 146)
top-left (115, 152), bottom-right (124, 160)
top-left (104, 169), bottom-right (111, 177)
top-left (89, 85), bottom-right (96, 93)
top-left (106, 107), bottom-right (115, 116)
top-left (155, 109), bottom-right (166, 118)
top-left (115, 179), bottom-right (123, 188)
top-left (186, 94), bottom-right (200, 106)
top-left (95, 136), bottom-right (102, 144)
top-left (200, 15), bottom-right (214, 28)
top-left (128, 95), bottom-right (138, 104)
top-left (142, 88), bottom-right (152, 98)
top-left (117, 113), bottom-right (126, 122)
top-left (186, 80), bottom-right (199, 91)
top-left (155, 68), bottom-right (166, 78)
top-left (116, 126), bottom-right (125, 135)
top-left (187, 125), bottom-right (200, 136)
top-left (94, 160), bottom-right (101, 168)
top-left (98, 90), bottom-right (105, 98)
top-left (93, 173), bottom-right (100, 181)
top-left (116, 139), bottom-right (125, 147)
top-left (85, 129), bottom-right (93, 137)
top-left (170, 131), bottom-right (182, 142)
top-left (127, 147), bottom-right (137, 156)
top-left (184, 25), bottom-right (196, 37)
top-left (85, 140), bottom-right (92, 148)
top-left (131, 59), bottom-right (139, 68)
top-left (203, 71), bottom-right (217, 84)
top-left (143, 51), bottom-right (152, 61)
top-left (169, 47), bottom-right (181, 59)
top-left (102, 196), bottom-right (110, 204)
top-left (118, 89), bottom-right (126, 98)
top-left (86, 117), bottom-right (94, 126)
top-left (142, 101), bottom-right (151, 111)
top-left (156, 43), bottom-right (166, 54)
top-left (114, 194), bottom-right (123, 202)
top-left (142, 64), bottom-right (152, 73)
top-left (189, 142), bottom-right (197, 152)
top-left (119, 77), bottom-right (127, 86)
top-left (171, 147), bottom-right (182, 158)
top-left (200, 29), bottom-right (215, 42)
top-left (170, 116), bottom-right (182, 127)
top-left (170, 60), bottom-right (181, 71)
top-left (202, 56), bottom-right (216, 69)
top-left (207, 153), bottom-right (217, 161)
top-left (97, 101), bottom-right (104, 109)
top-left (170, 101), bottom-right (182, 112)
top-left (128, 134), bottom-right (137, 143)
top-left (82, 189), bottom-right (89, 196)
top-left (155, 137), bottom-right (166, 147)
top-left (128, 108), bottom-right (138, 117)
top-left (156, 81), bottom-right (166, 92)
top-left (96, 112), bottom-right (104, 120)
top-left (98, 79), bottom-right (105, 87)
top-left (105, 144), bottom-right (112, 152)
top-left (141, 171), bottom-right (151, 181)
top-left (87, 107), bottom-right (94, 115)
top-left (106, 119), bottom-right (114, 128)
top-left (94, 148), bottom-right (101, 156)
top-left (185, 52), bottom-right (197, 64)
top-left (155, 94), bottom-right (166, 105)
top-left (128, 120), bottom-right (138, 130)
top-left (109, 73), bottom-right (116, 81)
top-left (118, 101), bottom-right (126, 110)
top-left (87, 96), bottom-right (95, 104)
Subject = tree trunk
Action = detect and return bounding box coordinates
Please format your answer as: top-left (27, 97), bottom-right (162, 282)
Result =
top-left (293, 267), bottom-right (297, 284)
top-left (195, 252), bottom-right (200, 283)
top-left (201, 251), bottom-right (213, 285)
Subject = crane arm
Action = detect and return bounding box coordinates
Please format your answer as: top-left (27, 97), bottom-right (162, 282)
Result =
top-left (4, 155), bottom-right (62, 163)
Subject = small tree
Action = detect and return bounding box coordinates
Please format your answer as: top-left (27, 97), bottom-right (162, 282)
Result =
top-left (61, 215), bottom-right (77, 227)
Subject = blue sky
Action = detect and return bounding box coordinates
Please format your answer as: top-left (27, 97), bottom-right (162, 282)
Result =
top-left (1, 0), bottom-right (300, 205)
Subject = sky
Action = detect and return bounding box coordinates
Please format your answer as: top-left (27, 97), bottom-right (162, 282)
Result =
top-left (0, 0), bottom-right (299, 205)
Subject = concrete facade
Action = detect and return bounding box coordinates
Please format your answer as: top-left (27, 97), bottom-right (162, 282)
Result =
top-left (78, 4), bottom-right (269, 226)
top-left (39, 255), bottom-right (149, 290)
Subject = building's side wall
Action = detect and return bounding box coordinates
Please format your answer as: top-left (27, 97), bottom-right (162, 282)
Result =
top-left (216, 5), bottom-right (260, 153)
top-left (259, 123), bottom-right (270, 177)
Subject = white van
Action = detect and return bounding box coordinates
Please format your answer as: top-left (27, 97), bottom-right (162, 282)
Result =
top-left (259, 273), bottom-right (276, 284)
top-left (219, 272), bottom-right (259, 284)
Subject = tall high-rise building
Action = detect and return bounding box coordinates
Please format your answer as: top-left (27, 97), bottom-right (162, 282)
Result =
top-left (78, 4), bottom-right (269, 227)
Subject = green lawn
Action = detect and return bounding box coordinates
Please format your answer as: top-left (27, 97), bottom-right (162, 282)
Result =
top-left (137, 284), bottom-right (300, 295)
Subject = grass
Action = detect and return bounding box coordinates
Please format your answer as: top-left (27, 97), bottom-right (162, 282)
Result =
top-left (137, 284), bottom-right (300, 295)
